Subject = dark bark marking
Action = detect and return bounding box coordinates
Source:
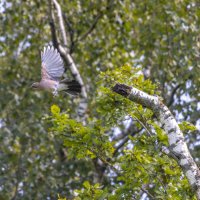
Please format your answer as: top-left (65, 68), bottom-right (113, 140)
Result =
top-left (112, 83), bottom-right (132, 97)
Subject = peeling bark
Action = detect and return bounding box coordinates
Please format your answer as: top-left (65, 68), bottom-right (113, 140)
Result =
top-left (112, 83), bottom-right (200, 199)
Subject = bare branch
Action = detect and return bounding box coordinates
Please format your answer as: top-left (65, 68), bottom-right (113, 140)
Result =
top-left (167, 84), bottom-right (182, 107)
top-left (112, 83), bottom-right (200, 199)
top-left (77, 0), bottom-right (115, 42)
top-left (78, 12), bottom-right (103, 42)
top-left (52, 0), bottom-right (68, 47)
top-left (49, 0), bottom-right (87, 99)
top-left (62, 13), bottom-right (75, 53)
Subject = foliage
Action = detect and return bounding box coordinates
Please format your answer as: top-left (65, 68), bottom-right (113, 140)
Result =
top-left (179, 121), bottom-right (197, 132)
top-left (50, 66), bottom-right (195, 199)
top-left (0, 0), bottom-right (199, 199)
top-left (50, 104), bottom-right (114, 160)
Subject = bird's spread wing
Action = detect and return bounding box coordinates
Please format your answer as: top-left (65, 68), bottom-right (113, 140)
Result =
top-left (41, 46), bottom-right (64, 81)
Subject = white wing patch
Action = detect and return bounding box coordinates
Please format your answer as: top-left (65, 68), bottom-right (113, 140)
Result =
top-left (41, 46), bottom-right (64, 80)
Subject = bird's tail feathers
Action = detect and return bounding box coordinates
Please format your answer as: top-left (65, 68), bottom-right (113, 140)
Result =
top-left (60, 79), bottom-right (81, 96)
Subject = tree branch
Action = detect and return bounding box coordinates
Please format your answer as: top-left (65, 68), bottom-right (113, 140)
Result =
top-left (112, 83), bottom-right (200, 199)
top-left (49, 0), bottom-right (87, 99)
top-left (140, 187), bottom-right (156, 199)
top-left (77, 0), bottom-right (115, 42)
top-left (78, 12), bottom-right (103, 42)
top-left (62, 13), bottom-right (75, 54)
top-left (52, 0), bottom-right (68, 47)
top-left (112, 120), bottom-right (134, 141)
top-left (167, 84), bottom-right (182, 107)
top-left (48, 1), bottom-right (58, 47)
top-left (113, 127), bottom-right (142, 157)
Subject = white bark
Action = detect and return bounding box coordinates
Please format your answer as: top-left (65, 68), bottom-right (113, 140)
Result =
top-left (58, 45), bottom-right (87, 98)
top-left (52, 0), bottom-right (68, 47)
top-left (51, 0), bottom-right (87, 99)
top-left (112, 83), bottom-right (200, 199)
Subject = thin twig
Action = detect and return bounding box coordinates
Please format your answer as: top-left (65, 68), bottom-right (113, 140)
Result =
top-left (113, 127), bottom-right (143, 156)
top-left (112, 119), bottom-right (134, 141)
top-left (134, 116), bottom-right (152, 136)
top-left (132, 153), bottom-right (168, 196)
top-left (78, 12), bottom-right (103, 42)
top-left (85, 146), bottom-right (121, 176)
top-left (62, 13), bottom-right (75, 53)
top-left (76, 0), bottom-right (115, 43)
top-left (140, 187), bottom-right (156, 199)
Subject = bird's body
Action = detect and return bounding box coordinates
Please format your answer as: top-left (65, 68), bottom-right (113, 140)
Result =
top-left (37, 79), bottom-right (58, 91)
top-left (31, 45), bottom-right (81, 96)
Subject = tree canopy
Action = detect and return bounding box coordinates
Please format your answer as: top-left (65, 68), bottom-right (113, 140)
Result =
top-left (0, 0), bottom-right (199, 199)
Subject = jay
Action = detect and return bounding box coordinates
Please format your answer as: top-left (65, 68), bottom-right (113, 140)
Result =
top-left (31, 45), bottom-right (81, 96)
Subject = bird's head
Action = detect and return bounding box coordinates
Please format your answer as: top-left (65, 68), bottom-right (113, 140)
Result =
top-left (31, 82), bottom-right (40, 89)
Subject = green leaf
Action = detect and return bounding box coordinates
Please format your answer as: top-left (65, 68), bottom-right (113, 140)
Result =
top-left (83, 181), bottom-right (91, 189)
top-left (179, 121), bottom-right (197, 132)
top-left (51, 104), bottom-right (60, 115)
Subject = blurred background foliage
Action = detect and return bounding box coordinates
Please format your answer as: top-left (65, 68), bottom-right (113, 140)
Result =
top-left (0, 0), bottom-right (199, 199)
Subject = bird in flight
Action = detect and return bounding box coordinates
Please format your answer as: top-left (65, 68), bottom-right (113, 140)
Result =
top-left (31, 45), bottom-right (81, 96)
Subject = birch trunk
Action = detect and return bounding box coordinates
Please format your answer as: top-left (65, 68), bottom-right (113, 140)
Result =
top-left (112, 83), bottom-right (200, 199)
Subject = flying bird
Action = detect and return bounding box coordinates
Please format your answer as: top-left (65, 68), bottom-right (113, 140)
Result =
top-left (31, 45), bottom-right (81, 96)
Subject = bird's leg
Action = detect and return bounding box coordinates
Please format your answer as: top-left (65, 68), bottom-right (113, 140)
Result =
top-left (53, 83), bottom-right (59, 97)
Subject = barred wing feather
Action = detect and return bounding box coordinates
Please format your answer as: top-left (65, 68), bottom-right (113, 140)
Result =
top-left (41, 46), bottom-right (64, 81)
